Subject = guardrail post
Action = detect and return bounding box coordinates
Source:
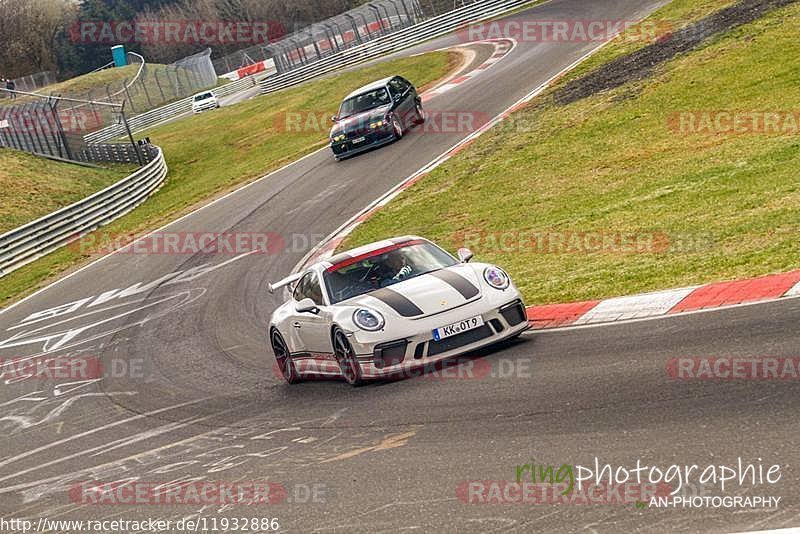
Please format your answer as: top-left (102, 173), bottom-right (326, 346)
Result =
top-left (49, 98), bottom-right (74, 161)
top-left (139, 74), bottom-right (153, 108)
top-left (122, 79), bottom-right (137, 113)
top-left (119, 107), bottom-right (143, 166)
top-left (153, 69), bottom-right (166, 101)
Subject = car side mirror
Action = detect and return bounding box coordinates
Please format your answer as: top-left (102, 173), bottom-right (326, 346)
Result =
top-left (296, 298), bottom-right (319, 314)
top-left (457, 248), bottom-right (474, 263)
top-left (331, 115), bottom-right (339, 123)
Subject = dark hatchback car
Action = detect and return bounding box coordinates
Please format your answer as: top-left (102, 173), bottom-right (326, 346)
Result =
top-left (329, 76), bottom-right (425, 160)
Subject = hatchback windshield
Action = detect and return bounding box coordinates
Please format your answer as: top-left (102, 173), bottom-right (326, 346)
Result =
top-left (338, 88), bottom-right (390, 119)
top-left (194, 93), bottom-right (213, 102)
top-left (323, 240), bottom-right (457, 304)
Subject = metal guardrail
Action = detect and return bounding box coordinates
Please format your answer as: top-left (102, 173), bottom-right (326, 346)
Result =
top-left (258, 0), bottom-right (532, 94)
top-left (84, 75), bottom-right (259, 143)
top-left (0, 145), bottom-right (168, 277)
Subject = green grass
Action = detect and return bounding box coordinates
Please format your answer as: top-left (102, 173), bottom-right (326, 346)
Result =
top-left (0, 50), bottom-right (457, 306)
top-left (343, 0), bottom-right (800, 305)
top-left (0, 149), bottom-right (129, 233)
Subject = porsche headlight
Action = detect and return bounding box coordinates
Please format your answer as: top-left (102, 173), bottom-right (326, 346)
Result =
top-left (369, 120), bottom-right (385, 129)
top-left (353, 308), bottom-right (385, 331)
top-left (483, 266), bottom-right (510, 290)
top-left (332, 134), bottom-right (346, 143)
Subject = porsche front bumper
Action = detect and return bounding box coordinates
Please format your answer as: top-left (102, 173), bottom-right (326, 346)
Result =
top-left (350, 298), bottom-right (530, 379)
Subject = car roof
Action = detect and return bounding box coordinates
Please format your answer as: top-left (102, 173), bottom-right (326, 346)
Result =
top-left (343, 76), bottom-right (395, 100)
top-left (193, 90), bottom-right (215, 97)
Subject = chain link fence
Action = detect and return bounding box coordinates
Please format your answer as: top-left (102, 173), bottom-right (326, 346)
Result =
top-left (0, 50), bottom-right (218, 165)
top-left (53, 50), bottom-right (217, 115)
top-left (212, 0), bottom-right (425, 75)
top-left (0, 71), bottom-right (56, 94)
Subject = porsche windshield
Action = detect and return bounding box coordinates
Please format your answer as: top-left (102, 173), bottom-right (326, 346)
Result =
top-left (338, 88), bottom-right (391, 119)
top-left (323, 241), bottom-right (457, 304)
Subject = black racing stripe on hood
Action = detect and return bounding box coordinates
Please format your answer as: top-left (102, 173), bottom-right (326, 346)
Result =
top-left (428, 270), bottom-right (480, 300)
top-left (369, 288), bottom-right (424, 317)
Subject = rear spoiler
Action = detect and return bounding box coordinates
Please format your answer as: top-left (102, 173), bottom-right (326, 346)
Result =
top-left (268, 272), bottom-right (303, 294)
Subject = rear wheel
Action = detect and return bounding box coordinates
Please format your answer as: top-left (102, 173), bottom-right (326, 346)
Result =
top-left (333, 328), bottom-right (363, 386)
top-left (271, 330), bottom-right (300, 384)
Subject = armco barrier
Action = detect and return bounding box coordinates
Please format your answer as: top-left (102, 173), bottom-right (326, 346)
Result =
top-left (259, 0), bottom-right (533, 95)
top-left (0, 145), bottom-right (168, 277)
top-left (84, 75), bottom-right (259, 144)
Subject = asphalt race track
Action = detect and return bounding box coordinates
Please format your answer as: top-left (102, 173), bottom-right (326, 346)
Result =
top-left (2, 1), bottom-right (798, 532)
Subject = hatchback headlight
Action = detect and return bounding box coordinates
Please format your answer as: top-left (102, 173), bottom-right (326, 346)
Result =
top-left (332, 134), bottom-right (346, 143)
top-left (369, 120), bottom-right (385, 129)
top-left (483, 266), bottom-right (510, 290)
top-left (353, 308), bottom-right (385, 331)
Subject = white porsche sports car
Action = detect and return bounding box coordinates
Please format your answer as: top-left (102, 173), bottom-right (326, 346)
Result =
top-left (268, 236), bottom-right (529, 386)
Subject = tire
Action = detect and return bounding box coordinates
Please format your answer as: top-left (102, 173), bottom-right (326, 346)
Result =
top-left (333, 328), bottom-right (363, 386)
top-left (271, 329), bottom-right (300, 384)
top-left (414, 101), bottom-right (425, 124)
top-left (391, 114), bottom-right (403, 140)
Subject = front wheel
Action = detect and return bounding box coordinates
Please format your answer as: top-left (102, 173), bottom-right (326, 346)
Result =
top-left (391, 114), bottom-right (403, 140)
top-left (333, 328), bottom-right (363, 386)
top-left (271, 329), bottom-right (300, 384)
top-left (414, 101), bottom-right (425, 124)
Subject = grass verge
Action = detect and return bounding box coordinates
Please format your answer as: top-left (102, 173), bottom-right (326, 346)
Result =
top-left (0, 50), bottom-right (458, 306)
top-left (343, 0), bottom-right (800, 305)
top-left (0, 149), bottom-right (130, 233)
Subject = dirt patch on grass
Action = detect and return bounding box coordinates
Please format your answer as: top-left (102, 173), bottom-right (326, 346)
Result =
top-left (554, 0), bottom-right (797, 105)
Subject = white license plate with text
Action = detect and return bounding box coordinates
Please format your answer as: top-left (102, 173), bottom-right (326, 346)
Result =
top-left (433, 315), bottom-right (484, 341)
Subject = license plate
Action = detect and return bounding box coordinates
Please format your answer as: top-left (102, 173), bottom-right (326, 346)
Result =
top-left (433, 315), bottom-right (484, 341)
top-left (352, 136), bottom-right (366, 144)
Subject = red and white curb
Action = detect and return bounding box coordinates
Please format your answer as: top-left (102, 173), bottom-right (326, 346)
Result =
top-left (422, 38), bottom-right (516, 101)
top-left (528, 270), bottom-right (800, 329)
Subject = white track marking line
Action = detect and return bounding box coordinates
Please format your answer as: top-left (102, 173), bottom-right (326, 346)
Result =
top-left (784, 281), bottom-right (800, 297)
top-left (0, 397), bottom-right (209, 471)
